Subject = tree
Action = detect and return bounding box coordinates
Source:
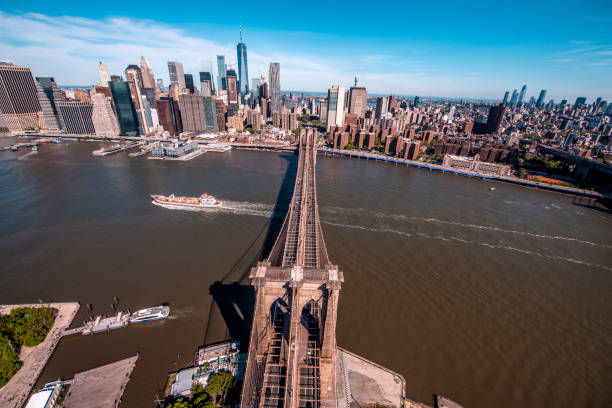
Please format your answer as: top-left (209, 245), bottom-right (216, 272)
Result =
top-left (374, 137), bottom-right (382, 150)
top-left (345, 141), bottom-right (354, 150)
top-left (205, 372), bottom-right (233, 397)
top-left (165, 397), bottom-right (191, 408)
top-left (519, 168), bottom-right (526, 178)
top-left (0, 307), bottom-right (56, 386)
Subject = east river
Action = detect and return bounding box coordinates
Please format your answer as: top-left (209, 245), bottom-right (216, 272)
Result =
top-left (0, 139), bottom-right (610, 407)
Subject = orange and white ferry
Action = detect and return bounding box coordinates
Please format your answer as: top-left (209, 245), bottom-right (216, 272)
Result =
top-left (151, 193), bottom-right (222, 208)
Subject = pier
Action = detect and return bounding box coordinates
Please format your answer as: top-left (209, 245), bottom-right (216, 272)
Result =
top-left (61, 311), bottom-right (131, 337)
top-left (1, 140), bottom-right (40, 151)
top-left (0, 302), bottom-right (80, 408)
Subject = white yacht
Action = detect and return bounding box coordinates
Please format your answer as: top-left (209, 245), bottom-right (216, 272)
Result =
top-left (130, 305), bottom-right (170, 323)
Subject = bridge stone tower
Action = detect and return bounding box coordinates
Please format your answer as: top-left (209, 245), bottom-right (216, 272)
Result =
top-left (241, 129), bottom-right (343, 408)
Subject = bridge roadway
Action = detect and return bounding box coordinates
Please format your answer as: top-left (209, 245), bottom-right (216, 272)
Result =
top-left (241, 128), bottom-right (342, 408)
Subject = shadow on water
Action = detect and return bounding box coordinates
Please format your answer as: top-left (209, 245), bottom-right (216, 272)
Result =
top-left (571, 196), bottom-right (612, 214)
top-left (204, 152), bottom-right (298, 351)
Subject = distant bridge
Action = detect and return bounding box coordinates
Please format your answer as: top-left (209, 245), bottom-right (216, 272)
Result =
top-left (537, 145), bottom-right (612, 186)
top-left (241, 128), bottom-right (343, 408)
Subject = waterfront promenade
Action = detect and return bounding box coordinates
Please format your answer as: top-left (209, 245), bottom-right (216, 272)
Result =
top-left (0, 302), bottom-right (80, 408)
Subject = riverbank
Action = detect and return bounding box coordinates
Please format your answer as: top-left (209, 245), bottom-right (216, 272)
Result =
top-left (317, 148), bottom-right (610, 200)
top-left (8, 134), bottom-right (609, 200)
top-left (0, 302), bottom-right (79, 408)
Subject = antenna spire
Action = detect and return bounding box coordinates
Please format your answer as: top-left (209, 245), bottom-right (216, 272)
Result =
top-left (240, 24), bottom-right (243, 42)
top-left (354, 76), bottom-right (358, 87)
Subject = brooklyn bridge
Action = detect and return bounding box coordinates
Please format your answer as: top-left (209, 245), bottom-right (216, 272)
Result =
top-left (238, 128), bottom-right (460, 408)
top-left (240, 128), bottom-right (342, 408)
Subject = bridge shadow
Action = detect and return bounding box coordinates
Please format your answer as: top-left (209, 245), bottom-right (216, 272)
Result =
top-left (205, 152), bottom-right (299, 351)
top-left (571, 196), bottom-right (612, 214)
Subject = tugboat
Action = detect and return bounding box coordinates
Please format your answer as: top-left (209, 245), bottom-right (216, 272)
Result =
top-left (151, 193), bottom-right (222, 208)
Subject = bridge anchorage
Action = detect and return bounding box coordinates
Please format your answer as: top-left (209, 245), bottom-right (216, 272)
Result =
top-left (241, 128), bottom-right (343, 408)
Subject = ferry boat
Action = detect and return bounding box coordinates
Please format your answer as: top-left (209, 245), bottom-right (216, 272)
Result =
top-left (151, 193), bottom-right (222, 208)
top-left (130, 305), bottom-right (170, 323)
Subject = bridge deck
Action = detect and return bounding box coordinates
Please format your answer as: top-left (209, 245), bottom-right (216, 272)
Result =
top-left (242, 129), bottom-right (341, 408)
top-left (268, 130), bottom-right (328, 269)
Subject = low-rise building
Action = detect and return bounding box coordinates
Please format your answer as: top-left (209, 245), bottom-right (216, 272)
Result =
top-left (151, 140), bottom-right (198, 158)
top-left (442, 154), bottom-right (511, 176)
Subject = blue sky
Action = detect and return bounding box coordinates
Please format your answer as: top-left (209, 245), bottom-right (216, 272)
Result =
top-left (1, 1), bottom-right (611, 101)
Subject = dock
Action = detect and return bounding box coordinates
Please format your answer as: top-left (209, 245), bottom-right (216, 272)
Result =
top-left (1, 141), bottom-right (40, 151)
top-left (62, 311), bottom-right (130, 336)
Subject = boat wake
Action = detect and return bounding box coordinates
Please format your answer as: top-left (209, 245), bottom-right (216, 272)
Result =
top-left (153, 199), bottom-right (274, 218)
top-left (321, 206), bottom-right (611, 250)
top-left (322, 220), bottom-right (612, 272)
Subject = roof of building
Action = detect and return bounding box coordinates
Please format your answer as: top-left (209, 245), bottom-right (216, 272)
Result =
top-left (24, 389), bottom-right (53, 408)
top-left (170, 368), bottom-right (194, 395)
top-left (434, 395), bottom-right (465, 408)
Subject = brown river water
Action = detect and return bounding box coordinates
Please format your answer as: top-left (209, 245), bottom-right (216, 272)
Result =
top-left (0, 139), bottom-right (610, 407)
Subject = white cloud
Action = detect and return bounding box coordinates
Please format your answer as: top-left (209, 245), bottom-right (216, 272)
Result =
top-left (1, 12), bottom-right (609, 99)
top-left (0, 11), bottom-right (466, 96)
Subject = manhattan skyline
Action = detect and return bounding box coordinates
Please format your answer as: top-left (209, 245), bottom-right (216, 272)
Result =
top-left (0, 1), bottom-right (611, 101)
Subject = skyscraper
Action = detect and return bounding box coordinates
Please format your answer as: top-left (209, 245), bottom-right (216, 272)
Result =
top-left (375, 96), bottom-right (389, 119)
top-left (502, 91), bottom-right (509, 104)
top-left (326, 85), bottom-right (346, 131)
top-left (251, 78), bottom-right (261, 97)
top-left (236, 26), bottom-right (249, 95)
top-left (202, 97), bottom-right (219, 132)
top-left (140, 56), bottom-right (156, 89)
top-left (99, 61), bottom-right (110, 85)
top-left (0, 63), bottom-right (42, 132)
top-left (517, 84), bottom-right (527, 106)
top-left (575, 96), bottom-right (586, 108)
top-left (485, 103), bottom-right (506, 134)
top-left (509, 89), bottom-right (518, 106)
top-left (226, 70), bottom-right (238, 109)
top-left (35, 77), bottom-right (65, 131)
top-left (91, 92), bottom-right (120, 137)
top-left (269, 63), bottom-right (280, 113)
top-left (184, 74), bottom-right (195, 94)
top-left (167, 61), bottom-right (186, 88)
top-left (178, 94), bottom-right (207, 133)
top-left (214, 99), bottom-right (226, 131)
top-left (348, 86), bottom-right (367, 117)
top-left (55, 101), bottom-right (95, 135)
top-left (536, 90), bottom-right (547, 108)
top-left (157, 97), bottom-right (179, 134)
top-left (125, 64), bottom-right (149, 134)
top-left (216, 56), bottom-right (227, 91)
top-left (199, 72), bottom-right (213, 97)
top-left (108, 81), bottom-right (139, 136)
